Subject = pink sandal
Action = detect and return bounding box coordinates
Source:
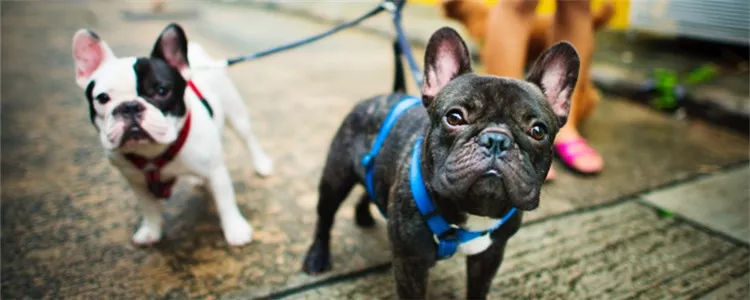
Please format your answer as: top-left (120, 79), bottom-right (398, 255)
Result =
top-left (554, 138), bottom-right (603, 175)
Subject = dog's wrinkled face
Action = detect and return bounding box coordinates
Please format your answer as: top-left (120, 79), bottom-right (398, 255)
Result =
top-left (72, 24), bottom-right (191, 152)
top-left (419, 27), bottom-right (580, 216)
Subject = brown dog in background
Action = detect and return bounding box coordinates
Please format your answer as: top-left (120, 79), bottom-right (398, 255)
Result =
top-left (442, 0), bottom-right (614, 123)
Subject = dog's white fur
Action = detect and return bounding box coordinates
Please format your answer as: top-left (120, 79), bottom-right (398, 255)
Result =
top-left (72, 27), bottom-right (273, 246)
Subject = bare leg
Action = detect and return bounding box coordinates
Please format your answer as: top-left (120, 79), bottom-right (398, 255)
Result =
top-left (482, 0), bottom-right (540, 78)
top-left (552, 0), bottom-right (603, 174)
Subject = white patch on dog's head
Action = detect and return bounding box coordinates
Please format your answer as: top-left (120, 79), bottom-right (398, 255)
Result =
top-left (72, 24), bottom-right (193, 153)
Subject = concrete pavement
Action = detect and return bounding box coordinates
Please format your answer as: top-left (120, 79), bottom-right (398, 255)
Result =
top-left (1, 1), bottom-right (747, 299)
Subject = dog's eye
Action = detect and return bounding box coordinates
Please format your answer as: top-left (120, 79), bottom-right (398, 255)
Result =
top-left (528, 124), bottom-right (547, 141)
top-left (157, 87), bottom-right (170, 97)
top-left (95, 93), bottom-right (110, 104)
top-left (445, 109), bottom-right (466, 126)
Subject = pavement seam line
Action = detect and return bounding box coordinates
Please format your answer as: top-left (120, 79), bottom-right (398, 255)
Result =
top-left (251, 161), bottom-right (748, 299)
top-left (252, 263), bottom-right (392, 300)
top-left (636, 199), bottom-right (749, 247)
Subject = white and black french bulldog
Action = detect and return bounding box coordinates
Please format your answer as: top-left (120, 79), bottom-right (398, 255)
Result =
top-left (302, 27), bottom-right (579, 299)
top-left (71, 23), bottom-right (274, 246)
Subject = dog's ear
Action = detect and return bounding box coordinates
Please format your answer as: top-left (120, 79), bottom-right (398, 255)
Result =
top-left (526, 41), bottom-right (580, 127)
top-left (72, 29), bottom-right (115, 89)
top-left (421, 26), bottom-right (472, 107)
top-left (151, 23), bottom-right (189, 76)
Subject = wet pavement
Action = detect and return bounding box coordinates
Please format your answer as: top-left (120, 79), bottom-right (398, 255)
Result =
top-left (1, 1), bottom-right (748, 299)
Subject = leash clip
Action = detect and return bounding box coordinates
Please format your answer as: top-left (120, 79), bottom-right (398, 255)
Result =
top-left (381, 0), bottom-right (397, 13)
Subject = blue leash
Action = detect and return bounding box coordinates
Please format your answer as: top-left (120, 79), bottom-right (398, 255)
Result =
top-left (390, 0), bottom-right (423, 88)
top-left (362, 97), bottom-right (517, 260)
top-left (223, 0), bottom-right (423, 90)
top-left (226, 2), bottom-right (387, 66)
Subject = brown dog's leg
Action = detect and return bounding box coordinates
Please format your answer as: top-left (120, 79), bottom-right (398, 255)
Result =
top-left (482, 0), bottom-right (540, 78)
top-left (441, 0), bottom-right (490, 44)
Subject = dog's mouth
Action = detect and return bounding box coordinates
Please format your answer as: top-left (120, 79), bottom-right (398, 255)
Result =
top-left (482, 168), bottom-right (501, 177)
top-left (119, 125), bottom-right (155, 147)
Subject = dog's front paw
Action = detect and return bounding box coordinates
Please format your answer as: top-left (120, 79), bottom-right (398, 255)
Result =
top-left (253, 155), bottom-right (274, 178)
top-left (222, 218), bottom-right (253, 246)
top-left (132, 223), bottom-right (162, 246)
top-left (302, 239), bottom-right (331, 275)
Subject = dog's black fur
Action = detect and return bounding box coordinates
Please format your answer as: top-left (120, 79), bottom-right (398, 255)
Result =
top-left (302, 27), bottom-right (580, 299)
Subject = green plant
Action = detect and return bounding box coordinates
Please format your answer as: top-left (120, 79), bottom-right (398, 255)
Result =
top-left (649, 64), bottom-right (718, 110)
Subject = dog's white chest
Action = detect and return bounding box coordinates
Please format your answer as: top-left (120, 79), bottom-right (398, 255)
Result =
top-left (458, 234), bottom-right (493, 255)
top-left (456, 214), bottom-right (501, 256)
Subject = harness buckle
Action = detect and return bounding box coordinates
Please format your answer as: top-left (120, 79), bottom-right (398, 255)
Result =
top-left (361, 154), bottom-right (374, 168)
top-left (144, 163), bottom-right (157, 172)
top-left (432, 225), bottom-right (459, 244)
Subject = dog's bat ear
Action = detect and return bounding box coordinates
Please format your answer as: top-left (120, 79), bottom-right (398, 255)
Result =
top-left (526, 41), bottom-right (580, 127)
top-left (421, 26), bottom-right (472, 107)
top-left (72, 29), bottom-right (115, 89)
top-left (151, 23), bottom-right (189, 76)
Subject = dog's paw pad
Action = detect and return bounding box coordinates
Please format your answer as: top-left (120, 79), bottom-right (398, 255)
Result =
top-left (223, 219), bottom-right (253, 246)
top-left (253, 156), bottom-right (274, 178)
top-left (132, 225), bottom-right (162, 246)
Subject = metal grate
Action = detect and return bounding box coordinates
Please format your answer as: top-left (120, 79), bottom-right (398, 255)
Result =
top-left (629, 0), bottom-right (749, 45)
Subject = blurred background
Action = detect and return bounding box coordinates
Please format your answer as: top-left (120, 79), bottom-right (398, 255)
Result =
top-left (1, 0), bottom-right (748, 299)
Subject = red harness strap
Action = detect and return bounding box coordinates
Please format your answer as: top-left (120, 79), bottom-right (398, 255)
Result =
top-left (124, 80), bottom-right (211, 198)
top-left (124, 110), bottom-right (192, 198)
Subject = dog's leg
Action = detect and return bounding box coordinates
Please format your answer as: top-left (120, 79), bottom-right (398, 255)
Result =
top-left (127, 182), bottom-right (165, 246)
top-left (221, 81), bottom-right (274, 177)
top-left (466, 241), bottom-right (507, 299)
top-left (392, 39), bottom-right (406, 94)
top-left (393, 256), bottom-right (431, 299)
top-left (207, 165), bottom-right (253, 246)
top-left (302, 159), bottom-right (357, 274)
top-left (354, 194), bottom-right (376, 228)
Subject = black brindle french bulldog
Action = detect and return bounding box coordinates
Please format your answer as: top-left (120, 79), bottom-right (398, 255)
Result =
top-left (302, 27), bottom-right (579, 299)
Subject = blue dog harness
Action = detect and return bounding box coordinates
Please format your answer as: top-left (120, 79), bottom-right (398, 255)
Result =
top-left (362, 96), bottom-right (518, 260)
top-left (362, 96), bottom-right (422, 216)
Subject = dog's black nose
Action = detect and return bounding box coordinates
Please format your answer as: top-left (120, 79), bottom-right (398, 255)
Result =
top-left (478, 132), bottom-right (512, 155)
top-left (113, 101), bottom-right (145, 116)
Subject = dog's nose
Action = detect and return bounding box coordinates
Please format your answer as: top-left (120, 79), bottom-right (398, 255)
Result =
top-left (478, 132), bottom-right (512, 155)
top-left (113, 101), bottom-right (145, 116)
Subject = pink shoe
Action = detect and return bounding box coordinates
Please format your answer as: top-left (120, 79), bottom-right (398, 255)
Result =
top-left (554, 138), bottom-right (603, 175)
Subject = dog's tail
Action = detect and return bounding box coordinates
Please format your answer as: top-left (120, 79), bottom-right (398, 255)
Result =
top-left (392, 40), bottom-right (406, 94)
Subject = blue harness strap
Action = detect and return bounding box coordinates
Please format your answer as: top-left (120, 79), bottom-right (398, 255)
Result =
top-left (410, 136), bottom-right (518, 260)
top-left (362, 96), bottom-right (422, 217)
